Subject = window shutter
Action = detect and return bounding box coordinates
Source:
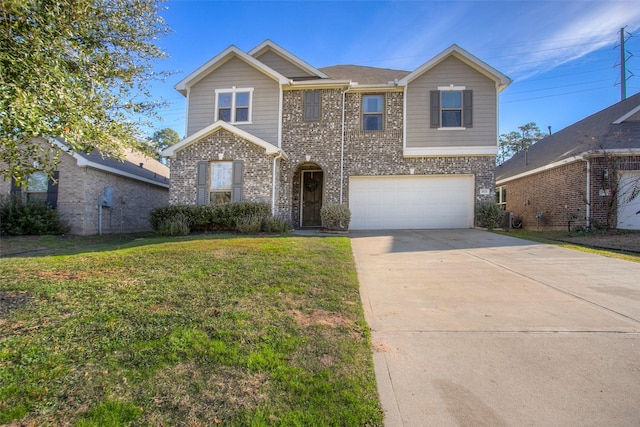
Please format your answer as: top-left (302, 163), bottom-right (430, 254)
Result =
top-left (430, 90), bottom-right (440, 128)
top-left (463, 90), bottom-right (473, 128)
top-left (304, 90), bottom-right (320, 121)
top-left (232, 160), bottom-right (243, 202)
top-left (46, 171), bottom-right (59, 209)
top-left (10, 177), bottom-right (22, 197)
top-left (196, 161), bottom-right (208, 206)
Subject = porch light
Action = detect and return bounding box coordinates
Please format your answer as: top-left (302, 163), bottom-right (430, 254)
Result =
top-left (409, 168), bottom-right (415, 175)
top-left (305, 154), bottom-right (311, 162)
top-left (218, 153), bottom-right (224, 160)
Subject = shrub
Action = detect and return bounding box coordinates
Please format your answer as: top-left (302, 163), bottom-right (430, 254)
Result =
top-left (150, 202), bottom-right (272, 233)
top-left (261, 216), bottom-right (292, 233)
top-left (235, 215), bottom-right (263, 234)
top-left (477, 201), bottom-right (504, 230)
top-left (320, 203), bottom-right (351, 231)
top-left (157, 213), bottom-right (191, 236)
top-left (0, 195), bottom-right (69, 235)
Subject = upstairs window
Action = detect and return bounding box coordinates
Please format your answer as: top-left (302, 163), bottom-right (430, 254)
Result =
top-left (215, 88), bottom-right (253, 123)
top-left (430, 88), bottom-right (472, 129)
top-left (362, 95), bottom-right (384, 131)
top-left (304, 90), bottom-right (321, 121)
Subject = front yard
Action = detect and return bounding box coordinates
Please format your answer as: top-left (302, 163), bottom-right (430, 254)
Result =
top-left (0, 234), bottom-right (382, 426)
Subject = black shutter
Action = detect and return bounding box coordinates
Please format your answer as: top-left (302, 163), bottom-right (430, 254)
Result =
top-left (232, 160), bottom-right (243, 202)
top-left (46, 171), bottom-right (59, 209)
top-left (10, 177), bottom-right (22, 197)
top-left (463, 90), bottom-right (473, 128)
top-left (196, 161), bottom-right (208, 206)
top-left (430, 90), bottom-right (440, 128)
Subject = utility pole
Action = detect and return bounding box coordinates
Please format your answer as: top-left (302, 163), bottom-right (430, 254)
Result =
top-left (620, 27), bottom-right (627, 100)
top-left (616, 27), bottom-right (634, 101)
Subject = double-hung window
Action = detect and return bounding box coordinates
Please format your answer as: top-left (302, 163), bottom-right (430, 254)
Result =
top-left (431, 87), bottom-right (472, 129)
top-left (26, 171), bottom-right (49, 203)
top-left (362, 95), bottom-right (384, 131)
top-left (215, 88), bottom-right (253, 123)
top-left (209, 161), bottom-right (233, 204)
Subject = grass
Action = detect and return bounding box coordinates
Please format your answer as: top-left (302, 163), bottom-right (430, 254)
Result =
top-left (493, 229), bottom-right (640, 263)
top-left (0, 234), bottom-right (383, 426)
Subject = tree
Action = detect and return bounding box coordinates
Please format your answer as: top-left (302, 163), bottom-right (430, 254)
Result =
top-left (0, 0), bottom-right (170, 186)
top-left (497, 122), bottom-right (547, 165)
top-left (149, 127), bottom-right (180, 159)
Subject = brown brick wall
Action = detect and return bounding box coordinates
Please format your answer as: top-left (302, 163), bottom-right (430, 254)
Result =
top-left (169, 128), bottom-right (275, 206)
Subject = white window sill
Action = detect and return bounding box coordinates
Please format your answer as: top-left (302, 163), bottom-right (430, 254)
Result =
top-left (437, 127), bottom-right (466, 131)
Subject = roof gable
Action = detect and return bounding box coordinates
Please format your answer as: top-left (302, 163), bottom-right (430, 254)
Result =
top-left (248, 40), bottom-right (328, 80)
top-left (162, 120), bottom-right (288, 159)
top-left (496, 92), bottom-right (640, 182)
top-left (398, 44), bottom-right (511, 91)
top-left (174, 45), bottom-right (289, 96)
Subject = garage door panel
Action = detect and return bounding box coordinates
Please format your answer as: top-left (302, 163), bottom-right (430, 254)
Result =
top-left (349, 175), bottom-right (474, 230)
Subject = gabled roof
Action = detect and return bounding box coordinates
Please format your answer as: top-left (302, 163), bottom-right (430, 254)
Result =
top-left (319, 65), bottom-right (410, 85)
top-left (398, 44), bottom-right (511, 92)
top-left (248, 40), bottom-right (329, 79)
top-left (162, 120), bottom-right (288, 159)
top-left (496, 92), bottom-right (640, 183)
top-left (49, 138), bottom-right (170, 187)
top-left (174, 45), bottom-right (289, 96)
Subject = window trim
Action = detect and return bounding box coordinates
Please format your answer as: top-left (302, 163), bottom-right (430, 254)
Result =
top-left (215, 87), bottom-right (254, 124)
top-left (362, 94), bottom-right (384, 131)
top-left (496, 185), bottom-right (507, 208)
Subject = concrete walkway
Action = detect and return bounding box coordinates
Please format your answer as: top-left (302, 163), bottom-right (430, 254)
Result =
top-left (351, 229), bottom-right (640, 426)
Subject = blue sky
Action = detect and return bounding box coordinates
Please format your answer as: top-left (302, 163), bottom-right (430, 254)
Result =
top-left (147, 0), bottom-right (640, 139)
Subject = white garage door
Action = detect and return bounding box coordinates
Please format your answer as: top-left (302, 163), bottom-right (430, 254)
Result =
top-left (349, 175), bottom-right (475, 230)
top-left (617, 171), bottom-right (640, 230)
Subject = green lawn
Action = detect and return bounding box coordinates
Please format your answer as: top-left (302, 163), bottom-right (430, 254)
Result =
top-left (0, 234), bottom-right (382, 426)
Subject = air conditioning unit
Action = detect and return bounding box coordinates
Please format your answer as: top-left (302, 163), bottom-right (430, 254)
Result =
top-left (501, 211), bottom-right (514, 229)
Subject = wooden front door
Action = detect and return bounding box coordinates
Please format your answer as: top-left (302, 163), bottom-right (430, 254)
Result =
top-left (302, 171), bottom-right (323, 226)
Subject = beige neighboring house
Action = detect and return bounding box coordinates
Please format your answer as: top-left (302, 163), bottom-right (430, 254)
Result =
top-left (163, 40), bottom-right (511, 229)
top-left (1, 137), bottom-right (170, 235)
top-left (496, 93), bottom-right (640, 231)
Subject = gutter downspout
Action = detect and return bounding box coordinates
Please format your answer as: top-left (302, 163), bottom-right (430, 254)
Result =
top-left (340, 83), bottom-right (352, 204)
top-left (584, 157), bottom-right (591, 229)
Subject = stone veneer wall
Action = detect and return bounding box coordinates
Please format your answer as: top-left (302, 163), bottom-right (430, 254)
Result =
top-left (279, 89), bottom-right (496, 227)
top-left (169, 128), bottom-right (274, 206)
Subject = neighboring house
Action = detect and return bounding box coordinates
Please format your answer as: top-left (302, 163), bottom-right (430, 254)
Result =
top-left (496, 92), bottom-right (640, 230)
top-left (1, 137), bottom-right (170, 235)
top-left (162, 40), bottom-right (511, 229)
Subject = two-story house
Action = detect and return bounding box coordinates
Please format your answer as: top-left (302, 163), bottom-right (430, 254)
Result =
top-left (162, 40), bottom-right (511, 229)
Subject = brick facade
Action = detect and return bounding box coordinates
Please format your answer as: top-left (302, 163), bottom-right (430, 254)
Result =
top-left (501, 155), bottom-right (640, 230)
top-left (275, 89), bottom-right (496, 227)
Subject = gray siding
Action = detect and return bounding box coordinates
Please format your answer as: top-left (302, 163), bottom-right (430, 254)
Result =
top-left (405, 56), bottom-right (497, 148)
top-left (254, 50), bottom-right (314, 79)
top-left (187, 57), bottom-right (280, 143)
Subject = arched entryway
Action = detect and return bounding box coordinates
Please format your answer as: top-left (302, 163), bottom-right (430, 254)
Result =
top-left (292, 163), bottom-right (324, 228)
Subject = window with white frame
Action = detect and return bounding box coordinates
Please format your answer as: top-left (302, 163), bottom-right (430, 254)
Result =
top-left (495, 185), bottom-right (507, 208)
top-left (215, 88), bottom-right (253, 123)
top-left (362, 95), bottom-right (384, 131)
top-left (209, 161), bottom-right (233, 204)
top-left (26, 171), bottom-right (49, 203)
top-left (430, 87), bottom-right (472, 129)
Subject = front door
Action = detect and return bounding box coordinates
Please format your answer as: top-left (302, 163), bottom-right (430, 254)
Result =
top-left (302, 171), bottom-right (323, 226)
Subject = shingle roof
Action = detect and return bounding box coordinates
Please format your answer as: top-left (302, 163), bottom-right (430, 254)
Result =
top-left (496, 92), bottom-right (640, 182)
top-left (319, 65), bottom-right (410, 85)
top-left (77, 149), bottom-right (170, 186)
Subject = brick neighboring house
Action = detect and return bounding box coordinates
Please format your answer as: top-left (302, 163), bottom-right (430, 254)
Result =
top-left (1, 137), bottom-right (170, 235)
top-left (496, 92), bottom-right (640, 231)
top-left (163, 40), bottom-right (511, 229)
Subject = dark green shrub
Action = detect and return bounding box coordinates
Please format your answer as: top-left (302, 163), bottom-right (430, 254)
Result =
top-left (477, 201), bottom-right (503, 230)
top-left (157, 213), bottom-right (191, 236)
top-left (235, 215), bottom-right (263, 234)
top-left (0, 195), bottom-right (69, 235)
top-left (150, 202), bottom-right (272, 233)
top-left (261, 216), bottom-right (292, 233)
top-left (320, 203), bottom-right (351, 231)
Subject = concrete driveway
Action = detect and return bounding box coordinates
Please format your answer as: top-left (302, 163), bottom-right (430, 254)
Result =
top-left (351, 229), bottom-right (640, 426)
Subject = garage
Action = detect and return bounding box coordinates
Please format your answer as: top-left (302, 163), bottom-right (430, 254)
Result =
top-left (349, 175), bottom-right (475, 230)
top-left (617, 171), bottom-right (640, 230)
